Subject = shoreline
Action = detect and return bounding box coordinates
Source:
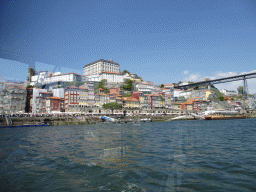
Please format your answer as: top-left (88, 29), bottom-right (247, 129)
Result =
top-left (1, 114), bottom-right (256, 128)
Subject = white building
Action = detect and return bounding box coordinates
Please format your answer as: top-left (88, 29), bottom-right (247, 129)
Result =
top-left (30, 72), bottom-right (86, 86)
top-left (84, 59), bottom-right (124, 83)
top-left (99, 72), bottom-right (123, 83)
top-left (136, 81), bottom-right (156, 94)
top-left (52, 88), bottom-right (65, 98)
top-left (220, 89), bottom-right (237, 96)
top-left (83, 59), bottom-right (120, 76)
top-left (31, 71), bottom-right (53, 85)
top-left (31, 88), bottom-right (48, 114)
top-left (84, 59), bottom-right (142, 83)
top-left (86, 74), bottom-right (101, 82)
top-left (173, 89), bottom-right (182, 98)
top-left (86, 71), bottom-right (125, 83)
top-left (179, 90), bottom-right (192, 99)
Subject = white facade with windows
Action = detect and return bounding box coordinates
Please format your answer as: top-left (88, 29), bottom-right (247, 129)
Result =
top-left (52, 88), bottom-right (65, 99)
top-left (220, 89), bottom-right (237, 96)
top-left (136, 82), bottom-right (155, 93)
top-left (30, 72), bottom-right (86, 86)
top-left (86, 72), bottom-right (124, 83)
top-left (31, 71), bottom-right (53, 84)
top-left (31, 88), bottom-right (48, 114)
top-left (86, 74), bottom-right (101, 82)
top-left (100, 72), bottom-right (123, 83)
top-left (83, 59), bottom-right (120, 76)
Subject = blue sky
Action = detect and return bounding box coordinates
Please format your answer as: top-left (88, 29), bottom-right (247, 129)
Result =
top-left (1, 0), bottom-right (256, 92)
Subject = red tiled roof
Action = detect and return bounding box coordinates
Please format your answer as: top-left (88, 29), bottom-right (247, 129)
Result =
top-left (95, 93), bottom-right (108, 96)
top-left (122, 97), bottom-right (139, 101)
top-left (101, 71), bottom-right (122, 74)
top-left (46, 96), bottom-right (61, 99)
top-left (165, 83), bottom-right (173, 86)
top-left (79, 86), bottom-right (88, 90)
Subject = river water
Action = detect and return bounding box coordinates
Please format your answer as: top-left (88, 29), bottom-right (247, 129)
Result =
top-left (1, 119), bottom-right (256, 191)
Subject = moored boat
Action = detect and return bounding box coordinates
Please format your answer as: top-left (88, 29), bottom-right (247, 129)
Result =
top-left (204, 110), bottom-right (246, 120)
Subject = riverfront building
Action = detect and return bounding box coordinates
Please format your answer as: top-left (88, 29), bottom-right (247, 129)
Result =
top-left (0, 82), bottom-right (26, 114)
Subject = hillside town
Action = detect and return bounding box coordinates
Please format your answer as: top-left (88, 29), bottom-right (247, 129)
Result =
top-left (0, 59), bottom-right (255, 117)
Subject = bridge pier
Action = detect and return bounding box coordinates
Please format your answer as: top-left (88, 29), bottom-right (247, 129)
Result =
top-left (243, 76), bottom-right (248, 99)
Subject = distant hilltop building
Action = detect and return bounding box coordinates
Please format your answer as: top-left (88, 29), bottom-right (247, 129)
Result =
top-left (83, 59), bottom-right (141, 83)
top-left (83, 59), bottom-right (123, 83)
top-left (83, 59), bottom-right (120, 75)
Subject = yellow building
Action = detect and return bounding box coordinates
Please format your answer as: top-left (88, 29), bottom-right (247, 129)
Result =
top-left (133, 78), bottom-right (142, 83)
top-left (109, 96), bottom-right (116, 103)
top-left (204, 90), bottom-right (214, 101)
top-left (122, 97), bottom-right (140, 108)
top-left (174, 103), bottom-right (181, 110)
top-left (159, 96), bottom-right (165, 107)
top-left (78, 86), bottom-right (88, 106)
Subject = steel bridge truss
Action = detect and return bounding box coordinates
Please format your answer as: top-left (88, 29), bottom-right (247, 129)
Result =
top-left (177, 72), bottom-right (256, 98)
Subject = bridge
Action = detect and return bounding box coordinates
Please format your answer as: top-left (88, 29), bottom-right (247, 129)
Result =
top-left (176, 72), bottom-right (256, 98)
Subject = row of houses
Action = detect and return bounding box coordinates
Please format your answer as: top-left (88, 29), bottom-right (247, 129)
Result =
top-left (1, 81), bottom-right (248, 115)
top-left (25, 83), bottom-right (174, 114)
top-left (27, 83), bottom-right (219, 114)
top-left (174, 98), bottom-right (210, 111)
top-left (0, 79), bottom-right (218, 114)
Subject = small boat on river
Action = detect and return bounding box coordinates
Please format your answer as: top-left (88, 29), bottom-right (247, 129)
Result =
top-left (204, 110), bottom-right (246, 120)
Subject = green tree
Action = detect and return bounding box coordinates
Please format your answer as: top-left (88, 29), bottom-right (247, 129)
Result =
top-left (160, 84), bottom-right (164, 88)
top-left (95, 79), bottom-right (108, 93)
top-left (103, 102), bottom-right (123, 114)
top-left (237, 86), bottom-right (244, 95)
top-left (210, 87), bottom-right (225, 101)
top-left (75, 81), bottom-right (84, 87)
top-left (26, 85), bottom-right (35, 88)
top-left (101, 79), bottom-right (107, 84)
top-left (123, 94), bottom-right (131, 97)
top-left (123, 79), bottom-right (134, 91)
top-left (179, 96), bottom-right (186, 101)
top-left (122, 70), bottom-right (130, 74)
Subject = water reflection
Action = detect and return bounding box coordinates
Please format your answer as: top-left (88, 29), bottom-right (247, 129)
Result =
top-left (159, 124), bottom-right (187, 192)
top-left (101, 146), bottom-right (129, 158)
top-left (2, 119), bottom-right (256, 191)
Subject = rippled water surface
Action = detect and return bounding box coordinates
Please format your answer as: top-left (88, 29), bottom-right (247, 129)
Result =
top-left (1, 119), bottom-right (256, 191)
